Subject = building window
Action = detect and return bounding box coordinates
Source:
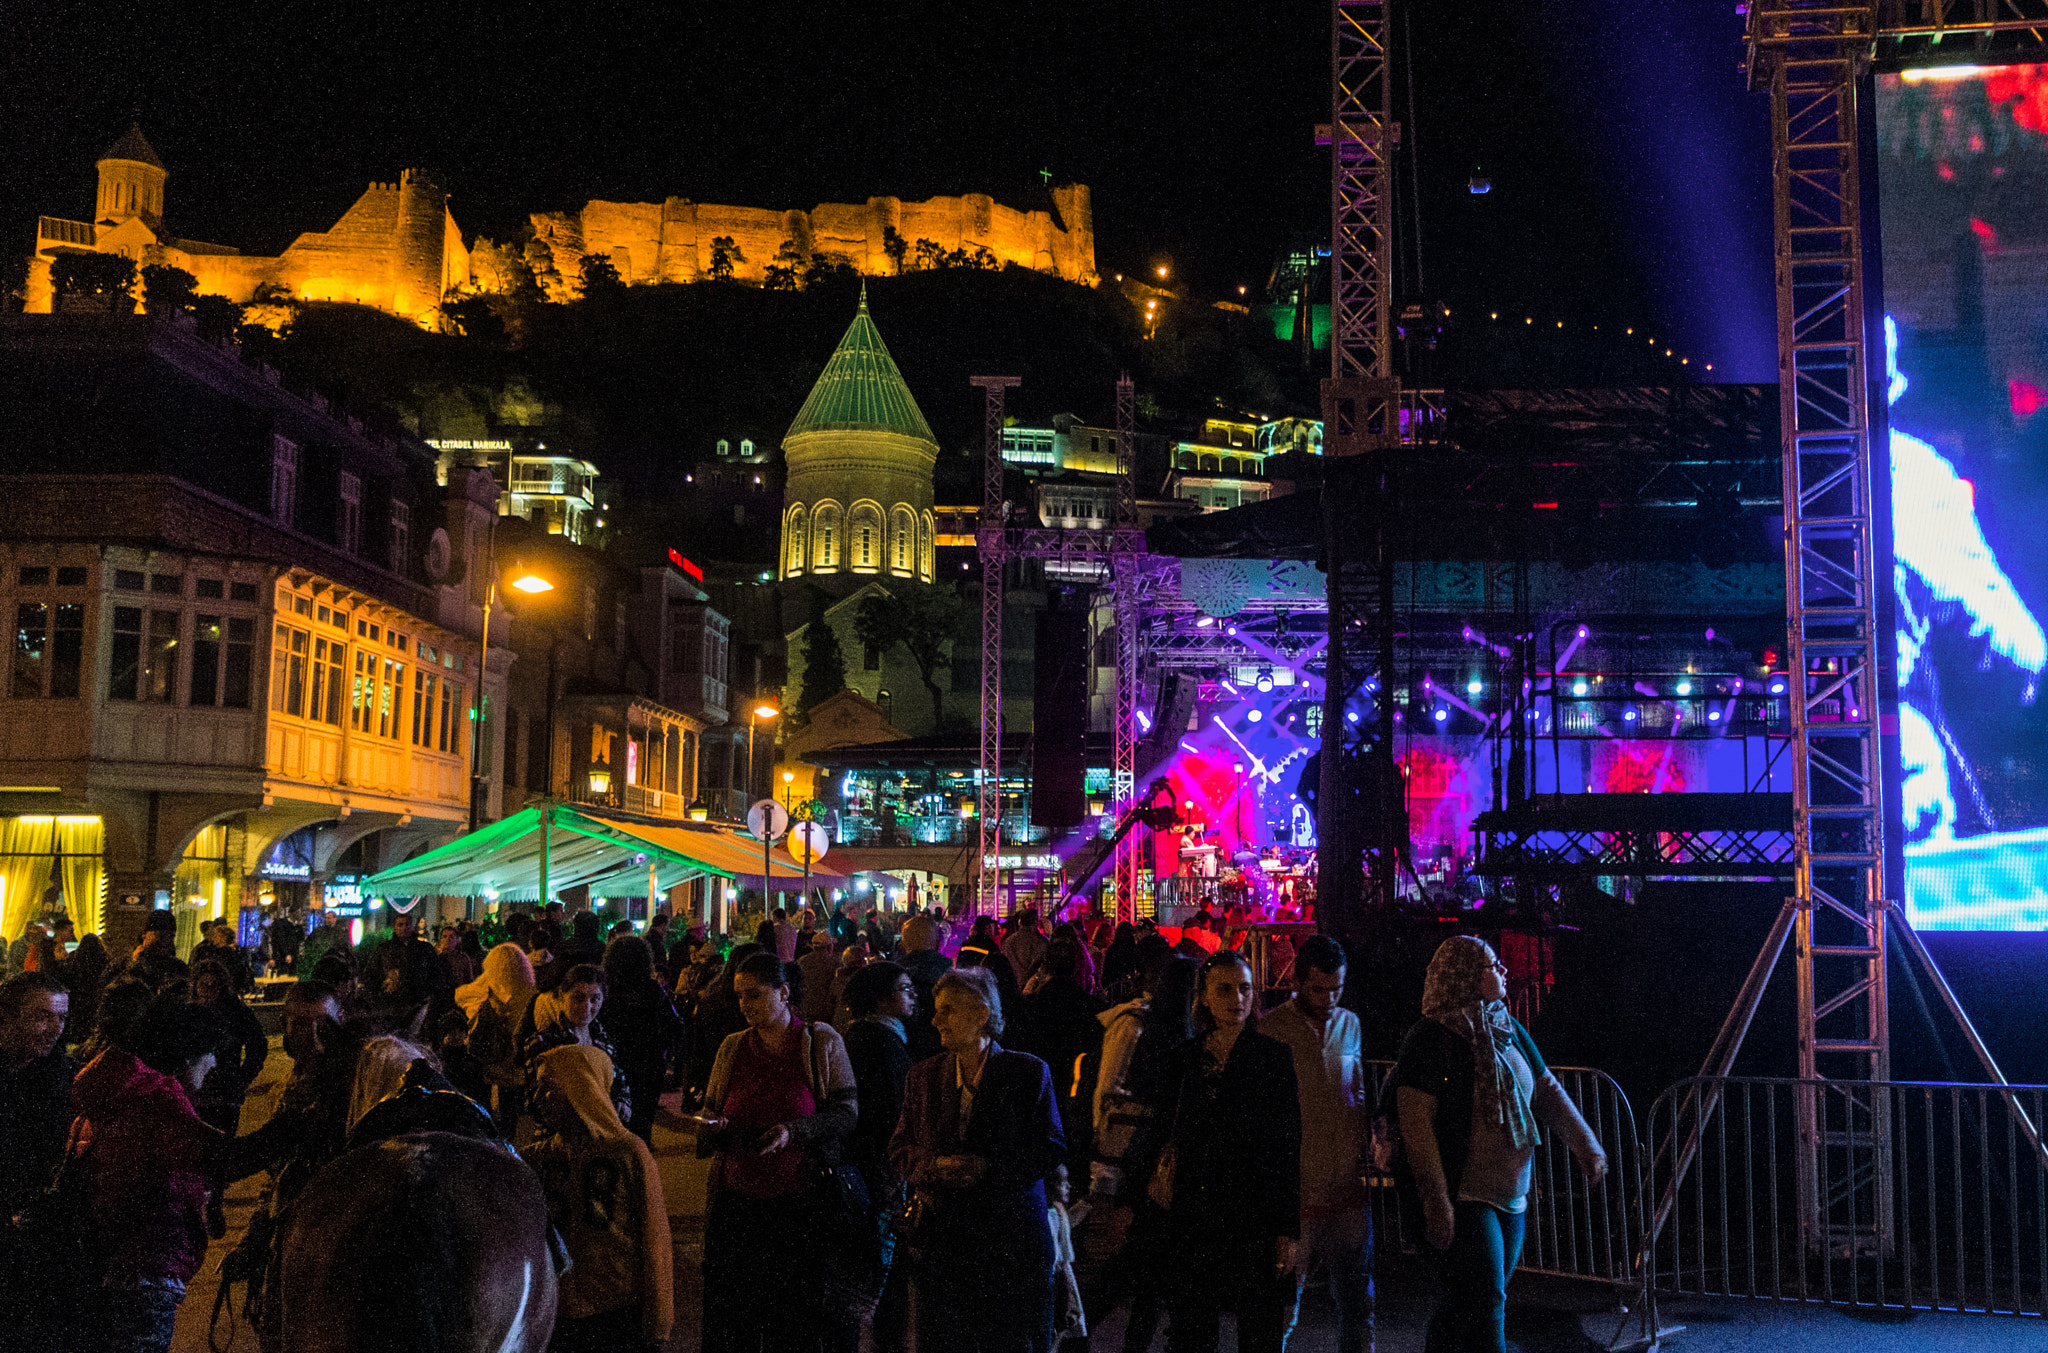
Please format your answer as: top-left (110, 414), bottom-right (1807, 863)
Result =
top-left (389, 499), bottom-right (411, 575)
top-left (741, 438), bottom-right (754, 457)
top-left (717, 439), bottom-right (730, 458)
top-left (271, 623), bottom-right (309, 716)
top-left (142, 610), bottom-right (178, 702)
top-left (864, 642), bottom-right (881, 672)
top-left (271, 435), bottom-right (299, 527)
top-left (352, 651), bottom-right (404, 739)
top-left (338, 472), bottom-right (362, 553)
top-left (412, 669), bottom-right (440, 748)
top-left (190, 615), bottom-right (254, 708)
top-left (12, 603), bottom-right (46, 698)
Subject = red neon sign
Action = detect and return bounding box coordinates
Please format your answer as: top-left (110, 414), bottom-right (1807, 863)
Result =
top-left (668, 549), bottom-right (703, 581)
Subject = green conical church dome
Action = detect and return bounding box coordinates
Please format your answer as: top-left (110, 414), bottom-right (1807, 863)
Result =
top-left (785, 287), bottom-right (937, 446)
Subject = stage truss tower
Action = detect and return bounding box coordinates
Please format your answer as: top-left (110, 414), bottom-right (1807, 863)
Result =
top-left (972, 376), bottom-right (1020, 916)
top-left (973, 375), bottom-right (1148, 918)
top-left (1743, 0), bottom-right (2048, 1256)
top-left (1319, 0), bottom-right (1402, 927)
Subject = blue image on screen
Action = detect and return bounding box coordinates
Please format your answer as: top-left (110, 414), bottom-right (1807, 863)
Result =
top-left (1879, 68), bottom-right (2048, 929)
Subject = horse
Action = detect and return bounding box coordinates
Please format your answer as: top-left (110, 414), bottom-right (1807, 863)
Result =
top-left (277, 1128), bottom-right (557, 1353)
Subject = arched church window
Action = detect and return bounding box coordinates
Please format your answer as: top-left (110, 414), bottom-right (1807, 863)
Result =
top-left (891, 506), bottom-right (916, 575)
top-left (785, 504), bottom-right (808, 576)
top-left (847, 502), bottom-right (884, 574)
top-left (812, 501), bottom-right (843, 571)
top-left (920, 511), bottom-right (935, 581)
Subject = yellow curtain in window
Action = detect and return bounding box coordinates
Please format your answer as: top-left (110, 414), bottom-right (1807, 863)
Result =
top-left (173, 827), bottom-right (228, 960)
top-left (0, 817), bottom-right (57, 945)
top-left (56, 819), bottom-right (105, 938)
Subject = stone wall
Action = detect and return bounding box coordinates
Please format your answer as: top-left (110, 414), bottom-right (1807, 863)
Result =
top-left (527, 185), bottom-right (1096, 299)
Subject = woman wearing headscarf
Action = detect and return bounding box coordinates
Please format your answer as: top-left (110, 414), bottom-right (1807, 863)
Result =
top-left (529, 1044), bottom-right (674, 1353)
top-left (1393, 936), bottom-right (1607, 1353)
top-left (454, 942), bottom-right (538, 1133)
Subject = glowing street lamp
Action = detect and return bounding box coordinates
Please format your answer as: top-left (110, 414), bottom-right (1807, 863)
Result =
top-left (747, 703), bottom-right (780, 806)
top-left (469, 560), bottom-right (554, 831)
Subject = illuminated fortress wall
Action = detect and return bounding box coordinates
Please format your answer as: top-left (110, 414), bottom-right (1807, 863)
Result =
top-left (27, 129), bottom-right (1092, 329)
top-left (28, 151), bottom-right (467, 330)
top-left (527, 186), bottom-right (1096, 297)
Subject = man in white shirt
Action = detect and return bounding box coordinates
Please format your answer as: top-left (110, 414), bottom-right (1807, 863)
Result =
top-left (1000, 906), bottom-right (1048, 983)
top-left (1261, 935), bottom-right (1373, 1353)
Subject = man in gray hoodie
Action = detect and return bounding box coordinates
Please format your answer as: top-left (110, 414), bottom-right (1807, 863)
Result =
top-left (1262, 935), bottom-right (1373, 1353)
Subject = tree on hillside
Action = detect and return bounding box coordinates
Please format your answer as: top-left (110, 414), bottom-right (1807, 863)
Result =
top-left (765, 239), bottom-right (806, 292)
top-left (141, 264), bottom-right (198, 315)
top-left (882, 226), bottom-right (908, 276)
top-left (442, 294), bottom-right (507, 345)
top-left (190, 294), bottom-right (246, 342)
top-left (913, 238), bottom-right (946, 272)
top-left (579, 254), bottom-right (624, 295)
top-left (707, 237), bottom-right (744, 283)
top-left (794, 590), bottom-right (848, 724)
top-left (803, 252), bottom-right (854, 289)
top-left (52, 253), bottom-right (137, 309)
top-left (853, 582), bottom-right (960, 728)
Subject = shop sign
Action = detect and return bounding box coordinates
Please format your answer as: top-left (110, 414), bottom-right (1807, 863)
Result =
top-left (981, 853), bottom-right (1060, 871)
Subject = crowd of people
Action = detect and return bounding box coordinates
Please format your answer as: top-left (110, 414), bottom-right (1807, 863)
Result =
top-left (0, 898), bottom-right (1607, 1353)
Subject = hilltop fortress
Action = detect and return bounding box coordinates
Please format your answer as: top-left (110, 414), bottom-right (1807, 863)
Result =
top-left (524, 185), bottom-right (1096, 297)
top-left (25, 126), bottom-right (1097, 327)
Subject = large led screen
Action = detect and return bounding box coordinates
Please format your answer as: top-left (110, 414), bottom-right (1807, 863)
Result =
top-left (1878, 66), bottom-right (2048, 928)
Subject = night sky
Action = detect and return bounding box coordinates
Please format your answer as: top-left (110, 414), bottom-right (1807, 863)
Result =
top-left (4, 0), bottom-right (1776, 380)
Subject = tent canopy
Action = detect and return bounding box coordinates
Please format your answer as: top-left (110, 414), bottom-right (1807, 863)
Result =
top-left (363, 803), bottom-right (846, 902)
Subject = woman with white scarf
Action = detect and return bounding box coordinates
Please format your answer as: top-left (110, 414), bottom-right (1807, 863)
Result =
top-left (1393, 936), bottom-right (1606, 1353)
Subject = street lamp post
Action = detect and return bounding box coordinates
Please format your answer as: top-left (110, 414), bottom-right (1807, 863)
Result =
top-left (467, 563), bottom-right (555, 832)
top-left (746, 703), bottom-right (779, 813)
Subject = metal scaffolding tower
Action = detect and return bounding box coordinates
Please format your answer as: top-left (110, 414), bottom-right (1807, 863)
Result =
top-left (1730, 0), bottom-right (2048, 1257)
top-left (1748, 0), bottom-right (1893, 1251)
top-left (1319, 0), bottom-right (1402, 928)
top-left (1112, 375), bottom-right (1142, 921)
top-left (972, 375), bottom-right (1148, 917)
top-left (972, 375), bottom-right (1020, 915)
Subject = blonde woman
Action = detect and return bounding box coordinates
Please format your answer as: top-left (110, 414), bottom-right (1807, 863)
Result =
top-left (529, 1044), bottom-right (673, 1352)
top-left (454, 942), bottom-right (537, 1132)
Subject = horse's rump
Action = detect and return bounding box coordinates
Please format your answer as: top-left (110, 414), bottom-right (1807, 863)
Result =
top-left (279, 1131), bottom-right (555, 1353)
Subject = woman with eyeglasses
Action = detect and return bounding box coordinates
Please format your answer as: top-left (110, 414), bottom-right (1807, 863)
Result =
top-left (1393, 936), bottom-right (1607, 1353)
top-left (1122, 949), bottom-right (1300, 1353)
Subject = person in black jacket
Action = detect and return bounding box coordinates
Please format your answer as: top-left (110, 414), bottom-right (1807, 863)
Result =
top-left (841, 960), bottom-right (915, 1353)
top-left (890, 965), bottom-right (1065, 1353)
top-left (0, 972), bottom-right (74, 1221)
top-left (597, 935), bottom-right (682, 1143)
top-left (1127, 950), bottom-right (1300, 1353)
top-left (1012, 939), bottom-right (1106, 1175)
top-left (188, 958), bottom-right (267, 1136)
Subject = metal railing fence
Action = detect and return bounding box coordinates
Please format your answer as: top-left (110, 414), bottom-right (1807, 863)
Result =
top-left (1643, 1076), bottom-right (2048, 1317)
top-left (1361, 1060), bottom-right (1649, 1289)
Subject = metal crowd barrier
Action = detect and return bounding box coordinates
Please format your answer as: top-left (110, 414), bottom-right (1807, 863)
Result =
top-left (1361, 1060), bottom-right (1649, 1291)
top-left (1642, 1076), bottom-right (2048, 1318)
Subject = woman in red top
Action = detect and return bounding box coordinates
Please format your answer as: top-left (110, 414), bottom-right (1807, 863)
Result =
top-left (72, 998), bottom-right (227, 1353)
top-left (698, 952), bottom-right (858, 1353)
